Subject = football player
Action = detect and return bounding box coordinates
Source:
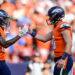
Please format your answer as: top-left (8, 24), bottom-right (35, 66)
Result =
top-left (30, 6), bottom-right (73, 75)
top-left (0, 9), bottom-right (28, 75)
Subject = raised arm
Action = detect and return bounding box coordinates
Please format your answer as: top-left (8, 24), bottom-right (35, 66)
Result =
top-left (0, 25), bottom-right (28, 48)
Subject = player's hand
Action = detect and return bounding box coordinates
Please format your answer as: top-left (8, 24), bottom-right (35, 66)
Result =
top-left (19, 25), bottom-right (28, 37)
top-left (56, 59), bottom-right (65, 68)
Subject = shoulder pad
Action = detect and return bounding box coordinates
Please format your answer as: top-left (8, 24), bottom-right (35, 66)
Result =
top-left (60, 23), bottom-right (70, 29)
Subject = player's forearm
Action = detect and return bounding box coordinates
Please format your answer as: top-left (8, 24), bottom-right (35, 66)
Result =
top-left (4, 35), bottom-right (21, 48)
top-left (35, 34), bottom-right (48, 42)
top-left (61, 42), bottom-right (72, 60)
top-left (61, 30), bottom-right (72, 60)
top-left (34, 31), bottom-right (52, 42)
top-left (64, 42), bottom-right (72, 53)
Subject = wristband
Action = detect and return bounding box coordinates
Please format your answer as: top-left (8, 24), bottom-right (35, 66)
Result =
top-left (31, 29), bottom-right (36, 37)
top-left (61, 52), bottom-right (70, 60)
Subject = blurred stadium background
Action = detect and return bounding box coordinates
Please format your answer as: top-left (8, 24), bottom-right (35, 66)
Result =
top-left (0, 0), bottom-right (75, 75)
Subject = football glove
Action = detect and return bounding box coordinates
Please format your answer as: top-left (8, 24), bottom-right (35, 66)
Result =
top-left (19, 25), bottom-right (28, 37)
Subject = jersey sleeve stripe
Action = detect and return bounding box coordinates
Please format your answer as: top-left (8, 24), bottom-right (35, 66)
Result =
top-left (60, 24), bottom-right (70, 29)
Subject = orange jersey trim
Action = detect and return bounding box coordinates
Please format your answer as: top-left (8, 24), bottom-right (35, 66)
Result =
top-left (0, 27), bottom-right (6, 61)
top-left (64, 56), bottom-right (68, 69)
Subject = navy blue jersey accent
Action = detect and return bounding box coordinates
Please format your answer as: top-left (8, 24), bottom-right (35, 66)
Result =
top-left (60, 24), bottom-right (70, 29)
top-left (61, 52), bottom-right (70, 60)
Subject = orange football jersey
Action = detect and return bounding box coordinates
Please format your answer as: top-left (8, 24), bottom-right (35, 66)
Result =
top-left (53, 21), bottom-right (72, 57)
top-left (0, 27), bottom-right (5, 61)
